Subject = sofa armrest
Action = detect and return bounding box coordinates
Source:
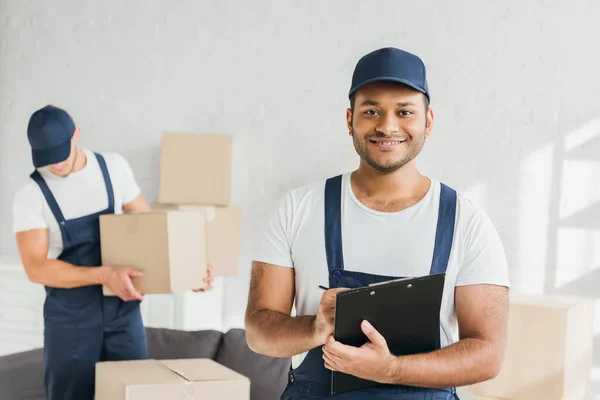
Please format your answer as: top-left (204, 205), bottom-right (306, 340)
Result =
top-left (216, 329), bottom-right (291, 400)
top-left (0, 348), bottom-right (45, 400)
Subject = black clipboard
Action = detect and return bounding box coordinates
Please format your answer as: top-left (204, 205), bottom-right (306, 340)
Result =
top-left (331, 273), bottom-right (446, 395)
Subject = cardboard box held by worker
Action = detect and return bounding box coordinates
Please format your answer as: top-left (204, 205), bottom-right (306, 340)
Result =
top-left (151, 203), bottom-right (241, 276)
top-left (99, 210), bottom-right (207, 295)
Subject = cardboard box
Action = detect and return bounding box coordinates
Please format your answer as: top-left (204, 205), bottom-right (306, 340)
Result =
top-left (470, 293), bottom-right (594, 400)
top-left (159, 132), bottom-right (233, 206)
top-left (95, 358), bottom-right (250, 400)
top-left (100, 211), bottom-right (207, 295)
top-left (151, 203), bottom-right (241, 276)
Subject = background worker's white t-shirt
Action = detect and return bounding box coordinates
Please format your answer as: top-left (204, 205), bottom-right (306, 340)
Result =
top-left (253, 173), bottom-right (510, 368)
top-left (12, 149), bottom-right (141, 259)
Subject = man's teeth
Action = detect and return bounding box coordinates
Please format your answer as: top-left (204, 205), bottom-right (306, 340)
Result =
top-left (374, 140), bottom-right (403, 146)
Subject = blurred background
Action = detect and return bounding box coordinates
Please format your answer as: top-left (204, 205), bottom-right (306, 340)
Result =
top-left (1, 1), bottom-right (599, 398)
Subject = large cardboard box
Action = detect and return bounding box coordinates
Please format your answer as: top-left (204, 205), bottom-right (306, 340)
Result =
top-left (470, 293), bottom-right (594, 400)
top-left (159, 132), bottom-right (233, 206)
top-left (151, 203), bottom-right (241, 276)
top-left (100, 211), bottom-right (207, 295)
top-left (95, 358), bottom-right (250, 400)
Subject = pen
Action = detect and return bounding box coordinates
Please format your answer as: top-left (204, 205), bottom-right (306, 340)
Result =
top-left (318, 285), bottom-right (329, 290)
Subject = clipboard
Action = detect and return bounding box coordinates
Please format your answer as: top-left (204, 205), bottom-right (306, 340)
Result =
top-left (331, 273), bottom-right (446, 395)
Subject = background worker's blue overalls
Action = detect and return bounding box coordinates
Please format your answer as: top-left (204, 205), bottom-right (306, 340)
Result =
top-left (30, 153), bottom-right (148, 400)
top-left (281, 175), bottom-right (460, 399)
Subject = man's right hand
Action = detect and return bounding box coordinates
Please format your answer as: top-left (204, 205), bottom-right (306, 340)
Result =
top-left (105, 267), bottom-right (144, 302)
top-left (314, 288), bottom-right (348, 345)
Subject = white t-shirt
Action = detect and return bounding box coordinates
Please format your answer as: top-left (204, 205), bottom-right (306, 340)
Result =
top-left (12, 149), bottom-right (141, 259)
top-left (253, 173), bottom-right (510, 368)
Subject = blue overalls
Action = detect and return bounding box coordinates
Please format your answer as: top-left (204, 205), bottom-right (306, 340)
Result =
top-left (281, 175), bottom-right (460, 400)
top-left (30, 153), bottom-right (148, 400)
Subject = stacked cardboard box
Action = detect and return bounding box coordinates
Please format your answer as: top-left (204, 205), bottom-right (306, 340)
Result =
top-left (100, 132), bottom-right (241, 294)
top-left (470, 292), bottom-right (594, 400)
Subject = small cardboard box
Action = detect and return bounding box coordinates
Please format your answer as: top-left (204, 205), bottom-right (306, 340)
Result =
top-left (100, 211), bottom-right (207, 295)
top-left (95, 358), bottom-right (250, 400)
top-left (470, 293), bottom-right (594, 400)
top-left (151, 203), bottom-right (241, 276)
top-left (158, 132), bottom-right (233, 206)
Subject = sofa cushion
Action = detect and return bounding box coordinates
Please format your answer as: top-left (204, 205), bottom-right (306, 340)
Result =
top-left (146, 327), bottom-right (223, 360)
top-left (0, 348), bottom-right (44, 400)
top-left (0, 328), bottom-right (224, 400)
top-left (0, 328), bottom-right (283, 400)
top-left (216, 329), bottom-right (291, 400)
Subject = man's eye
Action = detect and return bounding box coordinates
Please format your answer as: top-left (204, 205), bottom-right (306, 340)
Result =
top-left (399, 110), bottom-right (413, 116)
top-left (364, 110), bottom-right (379, 116)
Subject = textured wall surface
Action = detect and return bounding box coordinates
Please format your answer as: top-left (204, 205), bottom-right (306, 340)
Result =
top-left (1, 1), bottom-right (600, 397)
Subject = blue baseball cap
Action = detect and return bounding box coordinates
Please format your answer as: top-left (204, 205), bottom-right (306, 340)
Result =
top-left (349, 47), bottom-right (430, 102)
top-left (27, 105), bottom-right (75, 168)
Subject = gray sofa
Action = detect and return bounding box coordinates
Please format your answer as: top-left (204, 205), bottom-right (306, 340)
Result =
top-left (0, 327), bottom-right (291, 400)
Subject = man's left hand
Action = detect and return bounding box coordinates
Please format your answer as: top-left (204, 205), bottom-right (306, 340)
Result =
top-left (193, 264), bottom-right (214, 292)
top-left (322, 320), bottom-right (396, 383)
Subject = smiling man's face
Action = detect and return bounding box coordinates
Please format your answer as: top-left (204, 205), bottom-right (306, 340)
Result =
top-left (347, 81), bottom-right (433, 173)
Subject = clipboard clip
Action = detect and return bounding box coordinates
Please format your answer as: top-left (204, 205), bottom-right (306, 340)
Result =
top-left (368, 277), bottom-right (413, 287)
top-left (370, 282), bottom-right (412, 296)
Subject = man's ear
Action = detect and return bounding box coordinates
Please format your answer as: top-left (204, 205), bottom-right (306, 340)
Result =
top-left (346, 108), bottom-right (353, 136)
top-left (425, 107), bottom-right (434, 139)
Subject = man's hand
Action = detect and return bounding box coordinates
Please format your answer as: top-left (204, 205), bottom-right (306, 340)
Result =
top-left (193, 264), bottom-right (214, 292)
top-left (105, 267), bottom-right (144, 302)
top-left (322, 320), bottom-right (396, 383)
top-left (313, 288), bottom-right (348, 345)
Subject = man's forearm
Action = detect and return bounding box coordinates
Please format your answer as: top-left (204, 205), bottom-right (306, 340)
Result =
top-left (385, 338), bottom-right (503, 388)
top-left (246, 309), bottom-right (321, 358)
top-left (28, 259), bottom-right (111, 289)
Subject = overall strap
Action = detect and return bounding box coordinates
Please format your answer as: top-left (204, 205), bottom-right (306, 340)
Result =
top-left (430, 183), bottom-right (457, 349)
top-left (94, 153), bottom-right (115, 212)
top-left (429, 183), bottom-right (457, 275)
top-left (324, 175), bottom-right (344, 286)
top-left (30, 170), bottom-right (66, 225)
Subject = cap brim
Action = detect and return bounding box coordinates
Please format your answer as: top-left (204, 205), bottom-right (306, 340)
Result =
top-left (32, 140), bottom-right (72, 168)
top-left (349, 77), bottom-right (428, 100)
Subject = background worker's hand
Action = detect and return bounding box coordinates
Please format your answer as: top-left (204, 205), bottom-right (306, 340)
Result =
top-left (314, 288), bottom-right (348, 345)
top-left (106, 267), bottom-right (144, 301)
top-left (193, 263), bottom-right (214, 292)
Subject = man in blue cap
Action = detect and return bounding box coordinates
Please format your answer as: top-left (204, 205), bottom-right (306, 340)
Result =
top-left (246, 47), bottom-right (510, 399)
top-left (13, 105), bottom-right (214, 400)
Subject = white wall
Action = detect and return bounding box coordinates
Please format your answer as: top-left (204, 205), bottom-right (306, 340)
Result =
top-left (1, 0), bottom-right (600, 396)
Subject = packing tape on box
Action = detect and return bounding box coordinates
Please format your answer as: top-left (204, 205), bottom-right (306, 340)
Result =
top-left (180, 381), bottom-right (195, 399)
top-left (203, 206), bottom-right (216, 222)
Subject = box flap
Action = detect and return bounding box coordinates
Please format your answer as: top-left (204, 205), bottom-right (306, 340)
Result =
top-left (97, 359), bottom-right (185, 385)
top-left (160, 359), bottom-right (248, 382)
